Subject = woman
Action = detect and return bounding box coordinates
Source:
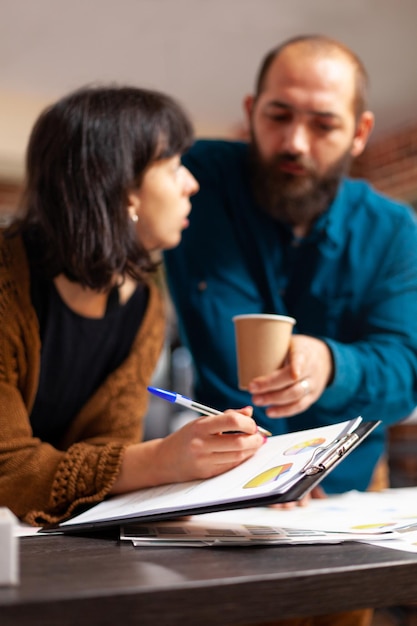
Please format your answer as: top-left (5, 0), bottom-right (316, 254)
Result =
top-left (0, 85), bottom-right (264, 526)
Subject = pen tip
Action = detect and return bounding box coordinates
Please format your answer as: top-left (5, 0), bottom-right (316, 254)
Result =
top-left (147, 386), bottom-right (177, 403)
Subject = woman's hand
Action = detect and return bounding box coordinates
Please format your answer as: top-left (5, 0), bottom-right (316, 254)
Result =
top-left (156, 406), bottom-right (266, 483)
top-left (110, 406), bottom-right (265, 494)
top-left (248, 335), bottom-right (334, 418)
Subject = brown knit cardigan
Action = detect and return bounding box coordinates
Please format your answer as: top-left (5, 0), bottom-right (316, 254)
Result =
top-left (0, 230), bottom-right (166, 526)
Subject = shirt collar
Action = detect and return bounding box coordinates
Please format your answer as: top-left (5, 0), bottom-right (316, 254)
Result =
top-left (308, 178), bottom-right (351, 254)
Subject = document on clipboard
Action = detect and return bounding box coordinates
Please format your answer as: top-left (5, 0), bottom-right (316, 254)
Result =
top-left (47, 416), bottom-right (380, 534)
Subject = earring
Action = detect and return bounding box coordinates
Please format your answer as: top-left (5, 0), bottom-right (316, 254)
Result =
top-left (131, 213), bottom-right (139, 223)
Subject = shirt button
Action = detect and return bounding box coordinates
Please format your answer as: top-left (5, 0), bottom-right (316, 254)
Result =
top-left (197, 281), bottom-right (207, 291)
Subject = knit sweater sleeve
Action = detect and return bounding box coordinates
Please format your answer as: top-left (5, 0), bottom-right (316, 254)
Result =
top-left (0, 232), bottom-right (166, 526)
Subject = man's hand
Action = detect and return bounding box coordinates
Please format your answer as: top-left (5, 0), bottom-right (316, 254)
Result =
top-left (269, 485), bottom-right (327, 509)
top-left (248, 335), bottom-right (333, 418)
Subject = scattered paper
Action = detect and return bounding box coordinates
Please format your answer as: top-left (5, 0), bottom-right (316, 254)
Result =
top-left (121, 487), bottom-right (417, 550)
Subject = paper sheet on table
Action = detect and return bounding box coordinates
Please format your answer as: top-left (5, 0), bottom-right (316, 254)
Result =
top-left (192, 487), bottom-right (417, 550)
top-left (120, 487), bottom-right (417, 548)
top-left (197, 488), bottom-right (417, 533)
top-left (120, 518), bottom-right (377, 547)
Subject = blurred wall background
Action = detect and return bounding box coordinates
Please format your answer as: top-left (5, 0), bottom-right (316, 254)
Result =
top-left (1, 0), bottom-right (417, 189)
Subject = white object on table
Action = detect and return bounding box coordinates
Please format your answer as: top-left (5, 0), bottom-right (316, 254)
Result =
top-left (0, 508), bottom-right (19, 585)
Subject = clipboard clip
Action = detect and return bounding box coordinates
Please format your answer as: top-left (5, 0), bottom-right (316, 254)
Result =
top-left (301, 433), bottom-right (360, 476)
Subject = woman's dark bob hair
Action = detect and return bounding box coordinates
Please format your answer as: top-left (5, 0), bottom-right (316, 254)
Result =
top-left (14, 84), bottom-right (194, 289)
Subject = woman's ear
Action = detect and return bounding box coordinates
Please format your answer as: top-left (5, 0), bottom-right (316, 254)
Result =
top-left (351, 111), bottom-right (375, 158)
top-left (127, 192), bottom-right (140, 223)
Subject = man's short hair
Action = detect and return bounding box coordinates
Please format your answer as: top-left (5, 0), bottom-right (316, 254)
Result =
top-left (254, 34), bottom-right (369, 119)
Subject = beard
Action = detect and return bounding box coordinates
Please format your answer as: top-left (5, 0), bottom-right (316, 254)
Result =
top-left (248, 135), bottom-right (353, 227)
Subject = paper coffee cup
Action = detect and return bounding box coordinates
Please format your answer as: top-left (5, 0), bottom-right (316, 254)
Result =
top-left (233, 314), bottom-right (296, 390)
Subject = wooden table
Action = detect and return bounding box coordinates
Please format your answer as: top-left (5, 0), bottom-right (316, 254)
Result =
top-left (1, 532), bottom-right (417, 625)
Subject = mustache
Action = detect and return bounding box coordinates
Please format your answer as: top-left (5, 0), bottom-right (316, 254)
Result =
top-left (271, 152), bottom-right (315, 171)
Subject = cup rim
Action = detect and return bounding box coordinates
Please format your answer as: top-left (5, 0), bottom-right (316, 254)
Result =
top-left (232, 314), bottom-right (296, 324)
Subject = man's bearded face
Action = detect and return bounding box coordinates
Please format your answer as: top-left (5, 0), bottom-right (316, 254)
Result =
top-left (248, 129), bottom-right (353, 226)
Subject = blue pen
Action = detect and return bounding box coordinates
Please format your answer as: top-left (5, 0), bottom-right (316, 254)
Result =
top-left (147, 386), bottom-right (272, 437)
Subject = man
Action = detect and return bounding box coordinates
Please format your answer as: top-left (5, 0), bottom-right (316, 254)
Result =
top-left (164, 35), bottom-right (417, 496)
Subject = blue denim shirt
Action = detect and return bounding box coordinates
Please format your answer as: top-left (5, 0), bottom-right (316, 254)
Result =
top-left (165, 139), bottom-right (417, 492)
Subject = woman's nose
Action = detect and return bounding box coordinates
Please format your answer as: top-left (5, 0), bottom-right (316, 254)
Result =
top-left (184, 168), bottom-right (199, 196)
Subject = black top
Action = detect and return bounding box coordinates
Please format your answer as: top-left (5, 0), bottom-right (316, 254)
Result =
top-left (28, 262), bottom-right (148, 447)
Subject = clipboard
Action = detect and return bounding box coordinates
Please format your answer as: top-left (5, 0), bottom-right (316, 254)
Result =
top-left (44, 417), bottom-right (380, 534)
